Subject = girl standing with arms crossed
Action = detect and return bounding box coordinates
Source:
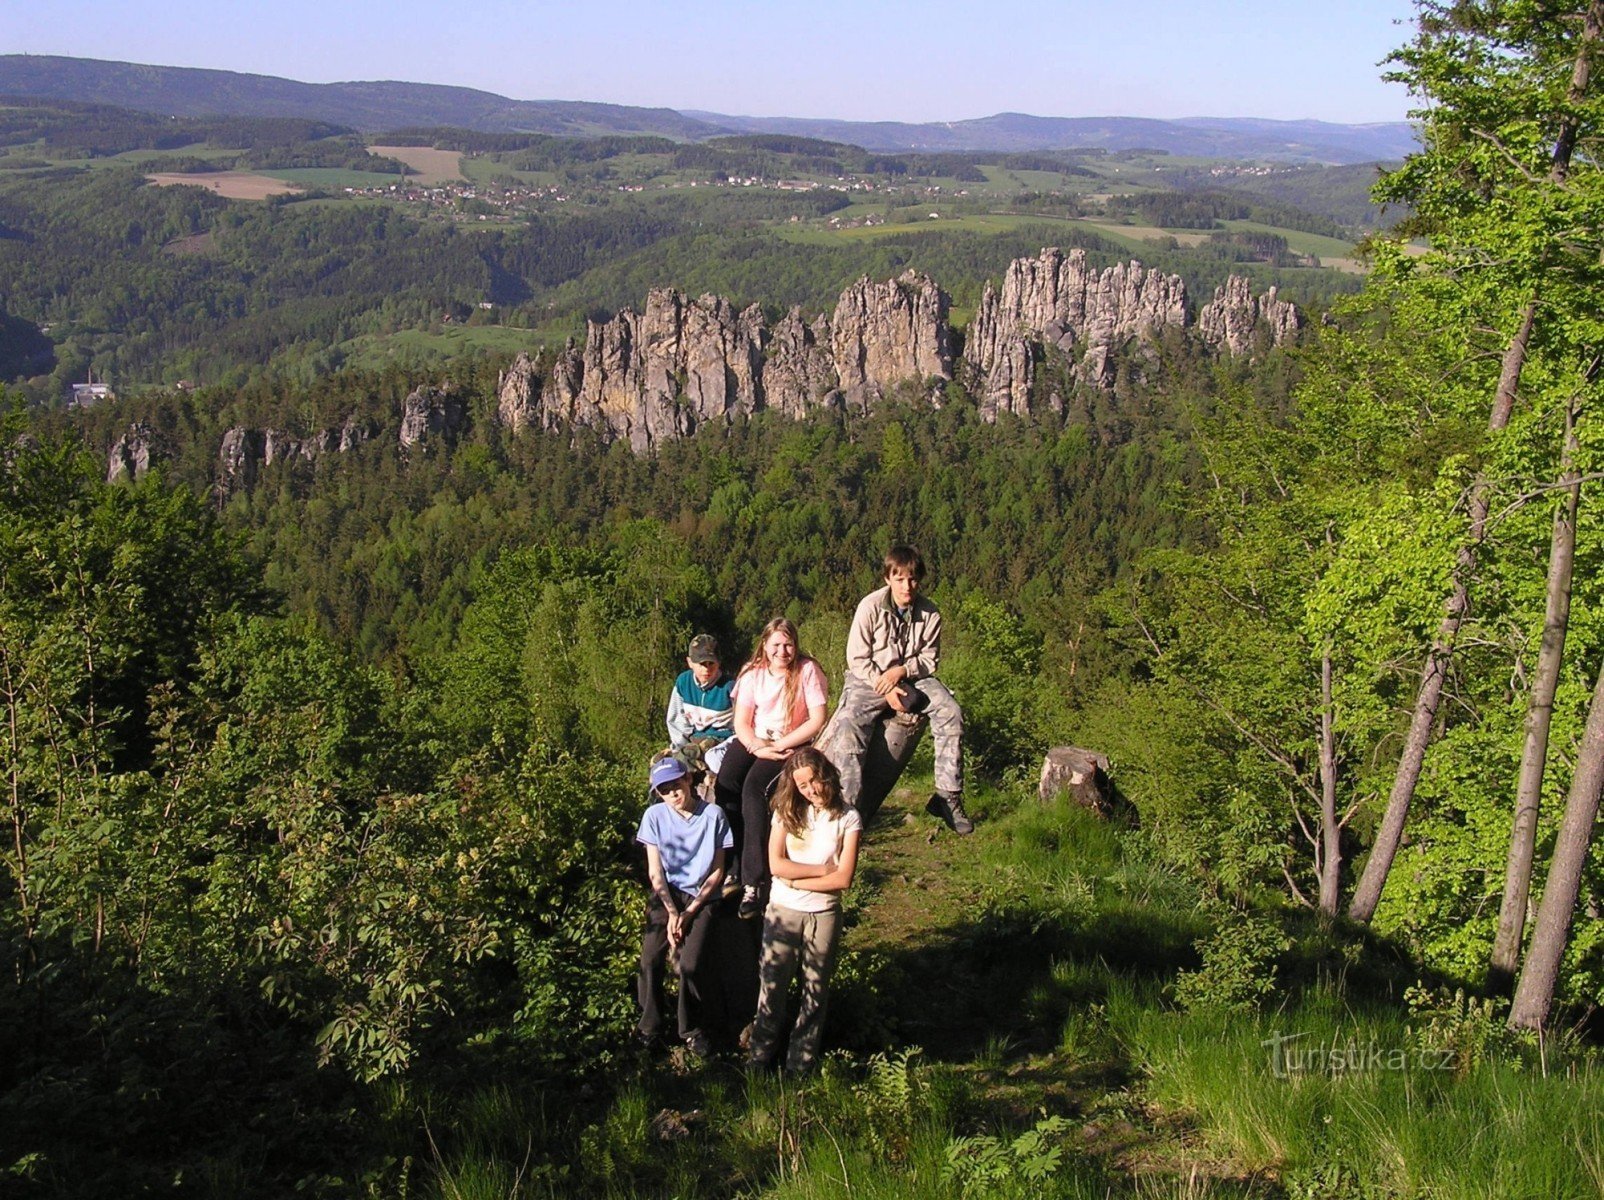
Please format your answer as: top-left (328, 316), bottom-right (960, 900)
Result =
top-left (714, 618), bottom-right (829, 919)
top-left (748, 748), bottom-right (861, 1075)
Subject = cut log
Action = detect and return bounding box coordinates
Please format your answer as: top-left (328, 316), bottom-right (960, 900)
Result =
top-left (1039, 746), bottom-right (1112, 814)
top-left (816, 708), bottom-right (928, 824)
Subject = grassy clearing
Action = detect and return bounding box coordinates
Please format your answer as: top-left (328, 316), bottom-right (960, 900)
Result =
top-left (329, 324), bottom-right (551, 371)
top-left (146, 171), bottom-right (303, 200)
top-left (458, 156), bottom-right (562, 188)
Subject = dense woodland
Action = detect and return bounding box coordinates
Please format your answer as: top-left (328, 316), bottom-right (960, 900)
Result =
top-left (5, 5), bottom-right (1604, 1197)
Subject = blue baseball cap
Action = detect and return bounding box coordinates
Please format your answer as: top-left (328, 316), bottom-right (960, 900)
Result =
top-left (649, 757), bottom-right (688, 789)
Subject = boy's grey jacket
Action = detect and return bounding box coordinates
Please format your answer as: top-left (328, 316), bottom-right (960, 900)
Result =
top-left (846, 585), bottom-right (942, 688)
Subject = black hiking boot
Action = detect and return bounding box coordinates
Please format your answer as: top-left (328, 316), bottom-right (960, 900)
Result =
top-left (926, 791), bottom-right (975, 835)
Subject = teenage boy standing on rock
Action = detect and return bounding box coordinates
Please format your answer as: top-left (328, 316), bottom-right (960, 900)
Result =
top-left (833, 545), bottom-right (971, 834)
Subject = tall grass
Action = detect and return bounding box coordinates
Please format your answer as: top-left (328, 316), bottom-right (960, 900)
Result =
top-left (1108, 989), bottom-right (1604, 1198)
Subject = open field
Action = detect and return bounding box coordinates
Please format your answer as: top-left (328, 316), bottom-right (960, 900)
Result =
top-left (267, 166), bottom-right (413, 188)
top-left (1217, 218), bottom-right (1358, 259)
top-left (145, 171), bottom-right (303, 199)
top-left (1080, 219), bottom-right (1211, 247)
top-left (369, 145), bottom-right (464, 183)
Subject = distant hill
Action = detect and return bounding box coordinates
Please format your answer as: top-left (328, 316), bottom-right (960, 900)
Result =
top-left (686, 111), bottom-right (1418, 165)
top-left (0, 55), bottom-right (725, 140)
top-left (0, 55), bottom-right (1415, 164)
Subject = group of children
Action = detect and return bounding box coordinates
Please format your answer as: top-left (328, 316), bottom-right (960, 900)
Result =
top-left (636, 546), bottom-right (970, 1072)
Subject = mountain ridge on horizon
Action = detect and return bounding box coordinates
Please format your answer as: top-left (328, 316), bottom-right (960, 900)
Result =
top-left (0, 54), bottom-right (1414, 164)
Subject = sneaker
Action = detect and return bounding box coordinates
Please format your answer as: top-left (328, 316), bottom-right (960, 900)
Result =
top-left (926, 792), bottom-right (975, 835)
top-left (684, 1030), bottom-right (713, 1059)
top-left (738, 884), bottom-right (765, 920)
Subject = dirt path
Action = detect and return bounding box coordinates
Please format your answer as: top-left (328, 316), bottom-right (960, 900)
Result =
top-left (841, 780), bottom-right (1254, 1193)
top-left (848, 784), bottom-right (973, 952)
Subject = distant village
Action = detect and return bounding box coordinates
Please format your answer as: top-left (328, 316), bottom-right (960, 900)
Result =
top-left (337, 167), bottom-right (948, 223)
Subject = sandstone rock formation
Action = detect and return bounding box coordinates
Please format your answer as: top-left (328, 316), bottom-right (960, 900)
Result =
top-left (107, 424), bottom-right (156, 483)
top-left (399, 385), bottom-right (465, 450)
top-left (763, 307), bottom-right (838, 417)
top-left (338, 417), bottom-right (372, 453)
top-left (829, 270), bottom-right (952, 412)
top-left (215, 426), bottom-right (262, 498)
top-left (214, 417), bottom-right (373, 500)
top-left (493, 271), bottom-right (950, 450)
top-left (183, 255), bottom-right (1310, 490)
top-left (964, 248), bottom-right (1190, 417)
top-left (497, 351), bottom-right (543, 434)
top-left (1197, 276), bottom-right (1305, 356)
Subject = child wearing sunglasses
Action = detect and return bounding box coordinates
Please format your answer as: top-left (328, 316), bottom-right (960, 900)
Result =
top-left (635, 755), bottom-right (732, 1056)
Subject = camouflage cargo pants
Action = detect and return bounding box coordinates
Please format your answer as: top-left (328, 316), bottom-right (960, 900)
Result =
top-left (832, 676), bottom-right (963, 809)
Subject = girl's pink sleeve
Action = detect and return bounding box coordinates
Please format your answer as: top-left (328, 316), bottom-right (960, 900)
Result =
top-left (802, 660), bottom-right (829, 708)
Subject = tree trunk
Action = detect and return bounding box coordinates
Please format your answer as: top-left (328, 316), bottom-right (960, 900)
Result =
top-left (1318, 651), bottom-right (1342, 918)
top-left (1508, 654), bottom-right (1604, 1031)
top-left (1347, 474), bottom-right (1486, 921)
top-left (1490, 403), bottom-right (1580, 989)
top-left (1348, 4), bottom-right (1601, 923)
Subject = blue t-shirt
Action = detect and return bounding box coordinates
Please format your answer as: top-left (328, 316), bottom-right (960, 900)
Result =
top-left (636, 799), bottom-right (733, 893)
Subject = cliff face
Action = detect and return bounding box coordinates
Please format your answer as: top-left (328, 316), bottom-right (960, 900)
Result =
top-left (1196, 276), bottom-right (1305, 356)
top-left (763, 307), bottom-right (837, 417)
top-left (214, 417), bottom-right (374, 500)
top-left (398, 385), bottom-right (465, 451)
top-left (494, 270), bottom-right (951, 450)
top-left (829, 271), bottom-right (952, 412)
top-left (964, 248), bottom-right (1190, 416)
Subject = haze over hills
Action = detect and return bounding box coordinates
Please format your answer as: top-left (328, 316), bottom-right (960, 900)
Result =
top-left (0, 55), bottom-right (1414, 164)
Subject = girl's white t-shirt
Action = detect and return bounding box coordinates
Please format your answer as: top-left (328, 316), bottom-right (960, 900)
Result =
top-left (769, 804), bottom-right (862, 914)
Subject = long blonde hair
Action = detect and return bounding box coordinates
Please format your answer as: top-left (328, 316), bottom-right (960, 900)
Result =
top-left (738, 617), bottom-right (816, 734)
top-left (771, 747), bottom-right (845, 836)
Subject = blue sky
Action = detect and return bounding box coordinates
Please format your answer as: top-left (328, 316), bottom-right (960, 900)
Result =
top-left (8, 1), bottom-right (1419, 124)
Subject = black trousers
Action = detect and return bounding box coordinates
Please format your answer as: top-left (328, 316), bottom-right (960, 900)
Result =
top-left (713, 741), bottom-right (785, 888)
top-left (637, 887), bottom-right (717, 1041)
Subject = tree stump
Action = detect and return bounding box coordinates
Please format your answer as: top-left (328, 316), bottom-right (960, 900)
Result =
top-left (816, 708), bottom-right (928, 824)
top-left (1039, 746), bottom-right (1112, 814)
